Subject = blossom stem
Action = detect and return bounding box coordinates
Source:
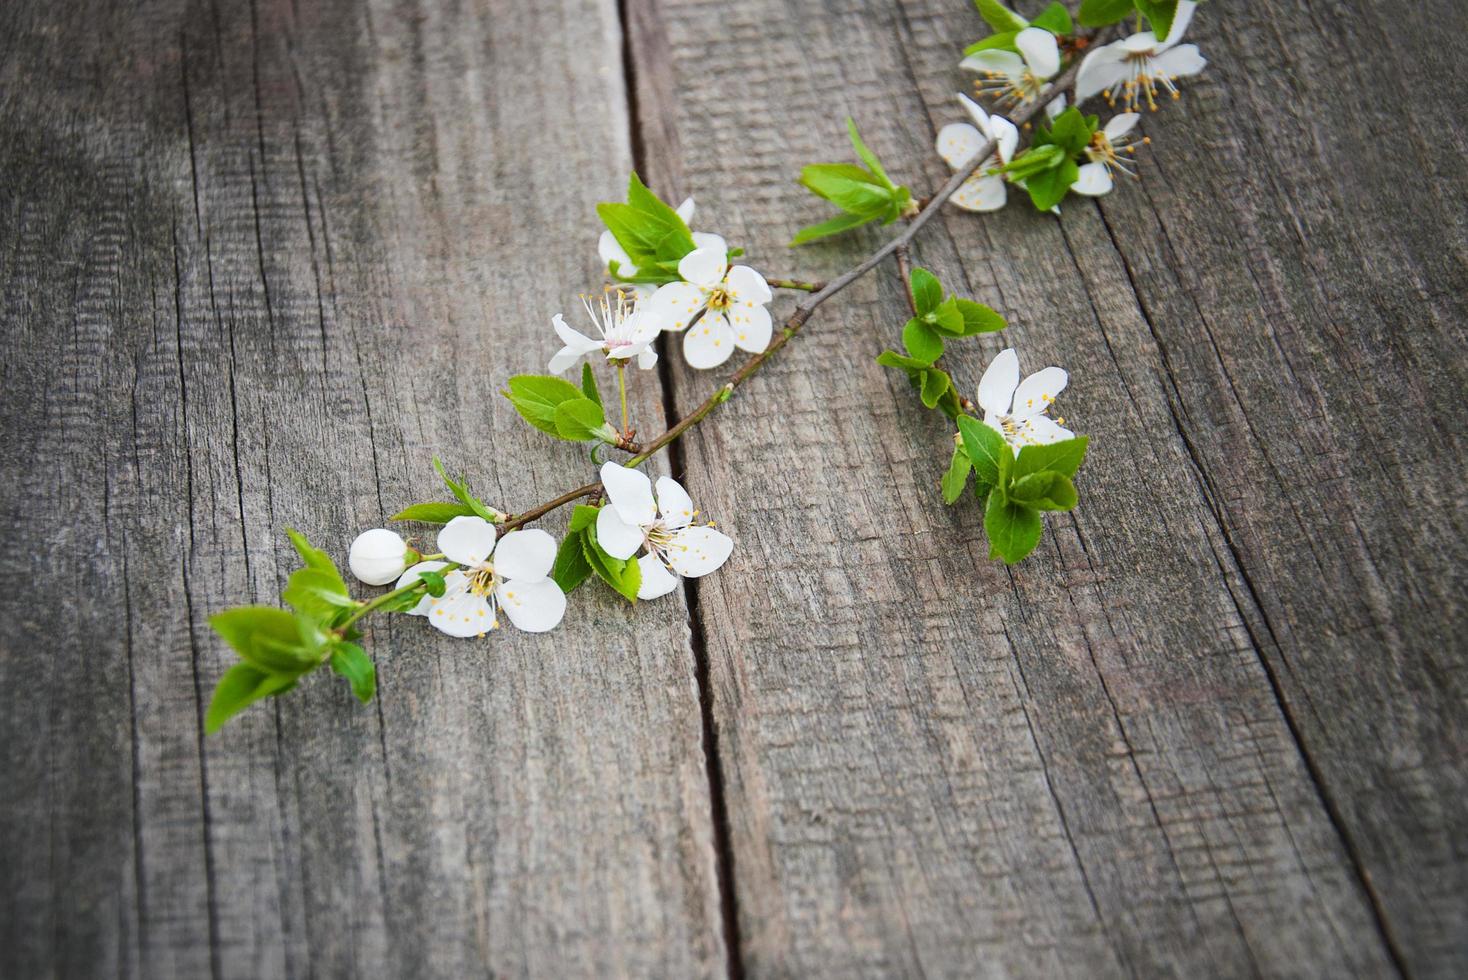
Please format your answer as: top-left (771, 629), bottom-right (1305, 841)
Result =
top-left (501, 53), bottom-right (1091, 529)
top-left (616, 361), bottom-right (630, 434)
top-left (765, 277), bottom-right (826, 292)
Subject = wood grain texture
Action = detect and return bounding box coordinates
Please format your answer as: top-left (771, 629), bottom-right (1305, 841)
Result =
top-left (0, 0), bottom-right (726, 977)
top-left (628, 0), bottom-right (1466, 975)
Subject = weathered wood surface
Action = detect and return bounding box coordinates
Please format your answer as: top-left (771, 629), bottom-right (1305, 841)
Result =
top-left (1, 0), bottom-right (1465, 978)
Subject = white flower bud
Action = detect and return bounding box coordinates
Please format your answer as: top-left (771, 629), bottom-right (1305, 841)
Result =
top-left (349, 528), bottom-right (410, 585)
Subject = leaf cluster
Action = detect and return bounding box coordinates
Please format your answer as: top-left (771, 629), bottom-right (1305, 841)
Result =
top-left (791, 119), bottom-right (913, 246)
top-left (965, 1), bottom-right (1073, 57)
top-left (551, 503), bottom-right (641, 604)
top-left (875, 266), bottom-right (1005, 419)
top-left (597, 172), bottom-right (698, 285)
top-left (503, 366), bottom-right (619, 444)
top-left (205, 530), bottom-right (374, 733)
top-left (1001, 107), bottom-right (1100, 211)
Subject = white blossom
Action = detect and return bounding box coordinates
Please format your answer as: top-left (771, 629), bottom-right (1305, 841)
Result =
top-left (594, 462), bottom-right (732, 600)
top-left (977, 348), bottom-right (1073, 454)
top-left (396, 517), bottom-right (565, 636)
top-left (548, 289), bottom-right (658, 373)
top-left (960, 28), bottom-right (1066, 115)
top-left (639, 244), bottom-right (773, 369)
top-left (1071, 113), bottom-right (1145, 197)
top-left (936, 94), bottom-right (1020, 212)
top-left (348, 528), bottom-right (413, 586)
top-left (1076, 1), bottom-right (1206, 112)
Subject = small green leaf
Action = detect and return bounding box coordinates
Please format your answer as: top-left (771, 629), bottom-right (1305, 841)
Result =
top-left (580, 363), bottom-right (603, 406)
top-left (416, 569), bottom-right (448, 597)
top-left (504, 375), bottom-right (585, 436)
top-left (1029, 2), bottom-right (1073, 35)
top-left (583, 522), bottom-right (641, 604)
top-left (569, 504), bottom-right (600, 533)
top-left (1044, 107), bottom-right (1097, 156)
top-left (790, 210), bottom-right (880, 247)
top-left (329, 642), bottom-right (376, 704)
top-left (963, 30), bottom-right (1020, 56)
top-left (1078, 0), bottom-right (1135, 27)
top-left (283, 567), bottom-right (357, 621)
top-left (285, 529), bottom-right (338, 575)
top-left (798, 164), bottom-right (894, 215)
top-left (1008, 471), bottom-right (1078, 511)
top-left (1024, 158), bottom-right (1081, 212)
top-left (876, 350), bottom-right (930, 373)
top-left (205, 663), bottom-right (299, 734)
top-left (920, 368), bottom-right (951, 409)
top-left (956, 415), bottom-right (1010, 490)
top-left (902, 319), bottom-right (944, 365)
top-left (552, 529), bottom-right (594, 593)
top-left (931, 297), bottom-right (966, 336)
top-left (432, 457), bottom-right (500, 522)
top-left (553, 397), bottom-right (614, 442)
top-left (973, 0), bottom-right (1028, 33)
top-left (391, 502), bottom-right (479, 524)
top-left (954, 298), bottom-right (1006, 335)
top-left (941, 445), bottom-right (973, 504)
top-left (1014, 435), bottom-right (1089, 480)
top-left (1134, 0), bottom-right (1178, 39)
top-left (985, 494), bottom-right (1044, 564)
top-left (908, 267), bottom-right (943, 315)
top-left (210, 606), bottom-right (320, 674)
top-left (846, 118), bottom-right (895, 190)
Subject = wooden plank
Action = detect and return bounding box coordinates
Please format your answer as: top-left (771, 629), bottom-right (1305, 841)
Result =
top-left (628, 0), bottom-right (1461, 974)
top-left (0, 0), bottom-right (726, 976)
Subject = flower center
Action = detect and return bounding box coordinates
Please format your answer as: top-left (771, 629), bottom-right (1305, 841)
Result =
top-left (1105, 53), bottom-right (1183, 112)
top-left (1085, 130), bottom-right (1147, 176)
top-left (974, 70), bottom-right (1044, 109)
top-left (469, 564), bottom-right (499, 598)
top-left (706, 287), bottom-right (734, 311)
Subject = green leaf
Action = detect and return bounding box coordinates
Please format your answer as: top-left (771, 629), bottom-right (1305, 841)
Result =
top-left (798, 164), bottom-right (894, 215)
top-left (286, 528), bottom-right (338, 576)
top-left (1024, 158), bottom-right (1081, 212)
top-left (568, 503), bottom-right (600, 533)
top-left (283, 567), bottom-right (357, 621)
top-left (973, 0), bottom-right (1028, 32)
top-left (1014, 435), bottom-right (1089, 480)
top-left (416, 569), bottom-right (448, 597)
top-left (846, 118), bottom-right (894, 190)
top-left (954, 298), bottom-right (1006, 335)
top-left (956, 415), bottom-right (1010, 491)
top-left (876, 350), bottom-right (930, 373)
top-left (985, 494), bottom-right (1044, 564)
top-left (432, 457), bottom-right (500, 522)
top-left (1008, 471), bottom-right (1078, 511)
top-left (908, 267), bottom-right (942, 315)
top-left (931, 297), bottom-right (966, 336)
top-left (1079, 0), bottom-right (1136, 27)
top-left (552, 529), bottom-right (594, 593)
top-left (596, 173), bottom-right (696, 270)
top-left (210, 606), bottom-right (320, 674)
top-left (205, 663), bottom-right (299, 734)
top-left (941, 445), bottom-right (972, 504)
top-left (1044, 107), bottom-right (1097, 156)
top-left (391, 502), bottom-right (479, 524)
top-left (504, 375), bottom-right (584, 435)
top-left (790, 210), bottom-right (880, 247)
top-left (1029, 2), bottom-right (1074, 34)
top-left (902, 319), bottom-right (944, 365)
top-left (963, 30), bottom-right (1020, 56)
top-left (1134, 0), bottom-right (1178, 38)
top-left (580, 363), bottom-right (602, 407)
top-left (329, 642), bottom-right (376, 704)
top-left (582, 526), bottom-right (641, 604)
top-left (920, 368), bottom-right (951, 409)
top-left (554, 397), bottom-right (614, 443)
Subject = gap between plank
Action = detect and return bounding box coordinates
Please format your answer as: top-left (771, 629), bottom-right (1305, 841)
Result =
top-left (614, 0), bottom-right (745, 976)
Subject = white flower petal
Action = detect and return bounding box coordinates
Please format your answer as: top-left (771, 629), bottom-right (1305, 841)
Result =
top-left (1122, 31), bottom-right (1162, 53)
top-left (1045, 94), bottom-right (1066, 120)
top-left (1075, 46), bottom-right (1129, 102)
top-left (937, 122), bottom-right (984, 171)
top-left (637, 346), bottom-right (658, 370)
top-left (1016, 27), bottom-right (1060, 79)
top-left (395, 560), bottom-right (450, 616)
top-left (349, 528), bottom-right (409, 585)
top-left (641, 281), bottom-right (706, 332)
top-left (1011, 367), bottom-right (1069, 420)
top-left (1161, 0), bottom-right (1196, 49)
top-left (549, 346), bottom-right (584, 373)
top-left (977, 348), bottom-right (1020, 416)
top-left (424, 580), bottom-right (494, 637)
top-left (665, 525), bottom-right (733, 578)
top-left (691, 232), bottom-right (727, 255)
top-left (958, 93), bottom-right (995, 139)
top-left (729, 302), bottom-right (772, 353)
top-left (960, 49), bottom-right (1024, 79)
top-left (492, 528), bottom-right (556, 582)
top-left (599, 461), bottom-right (658, 528)
top-left (1071, 161), bottom-right (1114, 196)
top-left (636, 555), bottom-right (680, 600)
top-left (553, 313), bottom-right (600, 352)
top-left (1019, 414), bottom-right (1075, 446)
top-left (496, 577), bottom-right (566, 633)
top-left (990, 115), bottom-right (1020, 163)
top-left (596, 505), bottom-right (645, 560)
top-left (598, 230), bottom-right (636, 275)
top-left (675, 196), bottom-right (696, 223)
top-left (655, 477), bottom-right (696, 530)
top-left (1104, 112), bottom-right (1140, 141)
top-left (682, 313), bottom-right (736, 369)
top-left (437, 515), bottom-right (496, 567)
top-left (724, 265), bottom-right (772, 305)
top-left (1152, 43), bottom-right (1207, 79)
top-left (950, 172), bottom-right (1008, 212)
top-left (678, 246), bottom-right (727, 287)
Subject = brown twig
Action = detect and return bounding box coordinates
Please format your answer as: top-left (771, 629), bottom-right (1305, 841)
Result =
top-left (893, 243), bottom-right (919, 316)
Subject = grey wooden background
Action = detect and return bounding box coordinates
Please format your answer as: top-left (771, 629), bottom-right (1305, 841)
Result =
top-left (1, 0), bottom-right (1464, 976)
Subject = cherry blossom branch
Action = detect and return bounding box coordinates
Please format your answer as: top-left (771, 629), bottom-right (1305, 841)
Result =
top-left (501, 55), bottom-right (1089, 530)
